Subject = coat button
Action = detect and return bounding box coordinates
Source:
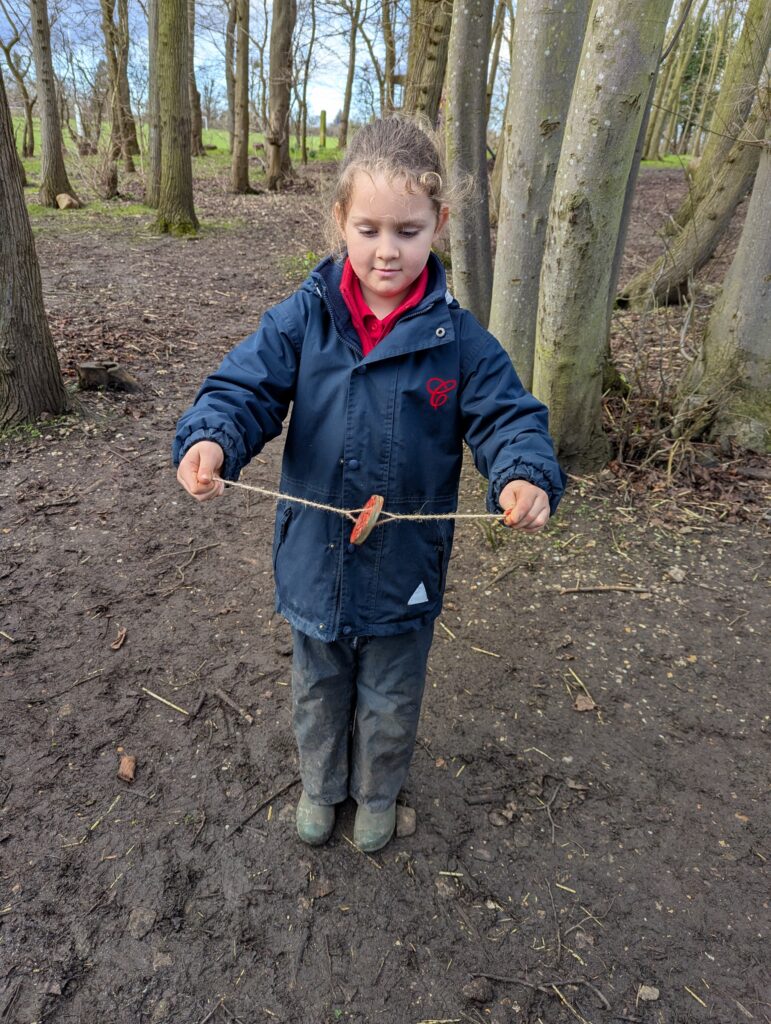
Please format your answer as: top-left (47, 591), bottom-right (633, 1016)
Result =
top-left (348, 458), bottom-right (359, 470)
top-left (347, 543), bottom-right (356, 553)
top-left (342, 626), bottom-right (352, 635)
top-left (435, 327), bottom-right (446, 338)
top-left (357, 365), bottom-right (367, 374)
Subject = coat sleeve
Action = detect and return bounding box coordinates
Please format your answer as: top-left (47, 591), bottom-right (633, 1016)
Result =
top-left (172, 301), bottom-right (303, 480)
top-left (458, 313), bottom-right (567, 515)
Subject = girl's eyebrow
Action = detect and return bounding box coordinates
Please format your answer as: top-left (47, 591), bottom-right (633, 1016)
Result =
top-left (350, 216), bottom-right (428, 228)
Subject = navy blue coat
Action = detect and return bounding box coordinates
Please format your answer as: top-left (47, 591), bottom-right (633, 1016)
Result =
top-left (173, 254), bottom-right (566, 641)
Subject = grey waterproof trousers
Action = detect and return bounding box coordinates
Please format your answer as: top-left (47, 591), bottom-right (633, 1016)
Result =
top-left (291, 625), bottom-right (434, 812)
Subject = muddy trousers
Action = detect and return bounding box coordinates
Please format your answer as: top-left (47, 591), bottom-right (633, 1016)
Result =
top-left (290, 625), bottom-right (434, 813)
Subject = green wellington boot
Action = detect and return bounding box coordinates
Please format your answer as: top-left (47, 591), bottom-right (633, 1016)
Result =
top-left (296, 791), bottom-right (335, 846)
top-left (353, 802), bottom-right (396, 853)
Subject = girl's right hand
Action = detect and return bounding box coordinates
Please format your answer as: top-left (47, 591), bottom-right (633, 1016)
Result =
top-left (177, 441), bottom-right (226, 501)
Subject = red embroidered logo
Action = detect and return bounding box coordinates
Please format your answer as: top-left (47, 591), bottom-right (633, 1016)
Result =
top-left (426, 378), bottom-right (457, 409)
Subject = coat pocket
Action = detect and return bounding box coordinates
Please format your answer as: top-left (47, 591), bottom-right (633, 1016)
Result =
top-left (272, 504), bottom-right (293, 573)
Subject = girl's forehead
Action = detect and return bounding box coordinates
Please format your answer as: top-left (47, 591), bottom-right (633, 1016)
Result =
top-left (347, 170), bottom-right (433, 219)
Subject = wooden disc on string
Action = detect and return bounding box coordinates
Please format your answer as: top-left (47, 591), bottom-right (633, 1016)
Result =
top-left (350, 494), bottom-right (384, 545)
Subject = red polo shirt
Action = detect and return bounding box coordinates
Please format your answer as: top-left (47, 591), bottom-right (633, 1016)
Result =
top-left (339, 258), bottom-right (429, 356)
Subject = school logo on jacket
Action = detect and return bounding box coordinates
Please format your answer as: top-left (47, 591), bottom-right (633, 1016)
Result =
top-left (426, 377), bottom-right (457, 409)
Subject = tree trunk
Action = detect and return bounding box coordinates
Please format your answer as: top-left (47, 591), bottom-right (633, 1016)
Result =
top-left (231, 0), bottom-right (250, 191)
top-left (146, 0), bottom-right (162, 207)
top-left (100, 0), bottom-right (135, 172)
top-left (670, 0), bottom-right (771, 226)
top-left (188, 0), bottom-right (205, 157)
top-left (0, 68), bottom-right (71, 427)
top-left (618, 102), bottom-right (763, 309)
top-left (338, 0), bottom-right (362, 150)
top-left (677, 10), bottom-right (713, 154)
top-left (381, 0), bottom-right (397, 114)
top-left (532, 0), bottom-right (674, 471)
top-left (485, 0), bottom-right (506, 125)
top-left (225, 0), bottom-right (236, 154)
top-left (29, 0), bottom-right (77, 206)
top-left (117, 0), bottom-right (139, 155)
top-left (154, 0), bottom-right (198, 235)
top-left (488, 0), bottom-right (591, 388)
top-left (299, 0), bottom-right (316, 166)
top-left (403, 0), bottom-right (453, 126)
top-left (446, 0), bottom-right (494, 322)
top-left (680, 120), bottom-right (770, 451)
top-left (690, 0), bottom-right (733, 158)
top-left (266, 0), bottom-right (296, 191)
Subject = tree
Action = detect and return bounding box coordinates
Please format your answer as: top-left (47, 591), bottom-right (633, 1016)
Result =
top-left (532, 0), bottom-right (675, 470)
top-left (145, 0), bottom-right (161, 207)
top-left (298, 0), bottom-right (317, 165)
top-left (445, 0), bottom-right (494, 322)
top-left (266, 0), bottom-right (296, 190)
top-left (100, 0), bottom-right (135, 171)
top-left (488, 0), bottom-right (592, 389)
top-left (188, 0), bottom-right (205, 157)
top-left (618, 101), bottom-right (763, 309)
top-left (29, 0), bottom-right (77, 206)
top-left (154, 0), bottom-right (198, 234)
top-left (0, 66), bottom-right (71, 426)
top-left (680, 120), bottom-right (770, 450)
top-left (669, 0), bottom-right (771, 224)
top-left (0, 0), bottom-right (37, 157)
top-left (403, 0), bottom-right (453, 127)
top-left (231, 0), bottom-right (250, 190)
top-left (336, 0), bottom-right (362, 149)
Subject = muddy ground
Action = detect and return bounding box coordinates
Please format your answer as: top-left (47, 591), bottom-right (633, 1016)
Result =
top-left (1, 165), bottom-right (769, 1024)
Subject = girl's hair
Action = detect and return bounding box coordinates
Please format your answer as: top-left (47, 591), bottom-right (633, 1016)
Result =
top-left (328, 115), bottom-right (457, 252)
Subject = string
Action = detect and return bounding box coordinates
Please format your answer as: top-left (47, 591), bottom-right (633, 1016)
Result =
top-left (215, 476), bottom-right (504, 524)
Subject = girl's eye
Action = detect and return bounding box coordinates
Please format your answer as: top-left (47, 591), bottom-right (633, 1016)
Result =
top-left (358, 229), bottom-right (376, 237)
top-left (400, 230), bottom-right (418, 238)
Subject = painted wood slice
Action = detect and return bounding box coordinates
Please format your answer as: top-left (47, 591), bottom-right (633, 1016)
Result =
top-left (350, 494), bottom-right (384, 545)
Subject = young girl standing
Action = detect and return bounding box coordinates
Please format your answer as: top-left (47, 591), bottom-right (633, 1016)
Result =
top-left (174, 117), bottom-right (566, 853)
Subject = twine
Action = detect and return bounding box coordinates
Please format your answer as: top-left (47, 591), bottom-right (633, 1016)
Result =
top-left (215, 476), bottom-right (504, 525)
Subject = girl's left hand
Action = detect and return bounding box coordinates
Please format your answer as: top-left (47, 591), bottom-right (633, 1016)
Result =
top-left (499, 480), bottom-right (550, 533)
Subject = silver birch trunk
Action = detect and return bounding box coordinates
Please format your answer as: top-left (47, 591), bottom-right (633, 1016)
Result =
top-left (446, 0), bottom-right (494, 323)
top-left (231, 0), bottom-right (250, 192)
top-left (0, 67), bottom-right (71, 426)
top-left (266, 0), bottom-right (296, 190)
top-left (29, 0), bottom-right (77, 206)
top-left (681, 120), bottom-right (770, 451)
top-left (532, 0), bottom-right (674, 470)
top-left (488, 0), bottom-right (591, 388)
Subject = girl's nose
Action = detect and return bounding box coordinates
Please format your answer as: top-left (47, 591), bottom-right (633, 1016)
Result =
top-left (376, 234), bottom-right (399, 261)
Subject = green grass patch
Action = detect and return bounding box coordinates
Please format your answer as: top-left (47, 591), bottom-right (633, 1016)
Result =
top-left (641, 153), bottom-right (692, 170)
top-left (281, 250), bottom-right (323, 283)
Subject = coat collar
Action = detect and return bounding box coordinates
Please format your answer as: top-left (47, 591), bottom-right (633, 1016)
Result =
top-left (307, 252), bottom-right (456, 364)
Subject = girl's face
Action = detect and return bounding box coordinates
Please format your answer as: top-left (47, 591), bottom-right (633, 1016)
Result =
top-left (336, 171), bottom-right (448, 318)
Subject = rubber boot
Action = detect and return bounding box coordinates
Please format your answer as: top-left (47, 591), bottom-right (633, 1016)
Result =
top-left (296, 791), bottom-right (335, 846)
top-left (353, 802), bottom-right (396, 852)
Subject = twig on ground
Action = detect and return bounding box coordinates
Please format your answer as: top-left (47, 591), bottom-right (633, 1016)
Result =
top-left (229, 776), bottom-right (301, 837)
top-left (559, 584), bottom-right (651, 595)
top-left (536, 782), bottom-right (563, 844)
top-left (196, 998), bottom-right (223, 1024)
top-left (472, 973), bottom-right (611, 1011)
top-left (214, 688), bottom-right (254, 725)
top-left (141, 687), bottom-right (189, 716)
top-left (546, 878), bottom-right (563, 965)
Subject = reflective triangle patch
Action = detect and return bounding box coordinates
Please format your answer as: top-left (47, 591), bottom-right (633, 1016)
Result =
top-left (408, 582), bottom-right (429, 606)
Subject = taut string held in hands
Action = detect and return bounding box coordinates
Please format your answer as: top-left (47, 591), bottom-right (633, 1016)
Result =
top-left (214, 475), bottom-right (504, 543)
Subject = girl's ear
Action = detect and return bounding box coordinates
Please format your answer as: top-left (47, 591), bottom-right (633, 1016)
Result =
top-left (333, 202), bottom-right (346, 236)
top-left (434, 204), bottom-right (449, 238)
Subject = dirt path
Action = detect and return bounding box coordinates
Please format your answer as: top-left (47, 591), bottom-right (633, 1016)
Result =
top-left (1, 169), bottom-right (768, 1024)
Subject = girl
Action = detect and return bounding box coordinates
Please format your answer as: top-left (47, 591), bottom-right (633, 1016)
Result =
top-left (174, 116), bottom-right (566, 853)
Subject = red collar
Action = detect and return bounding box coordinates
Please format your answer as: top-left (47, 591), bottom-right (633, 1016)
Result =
top-left (339, 259), bottom-right (429, 356)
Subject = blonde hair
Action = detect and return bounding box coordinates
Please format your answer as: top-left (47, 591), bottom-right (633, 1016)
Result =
top-left (327, 114), bottom-right (461, 253)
